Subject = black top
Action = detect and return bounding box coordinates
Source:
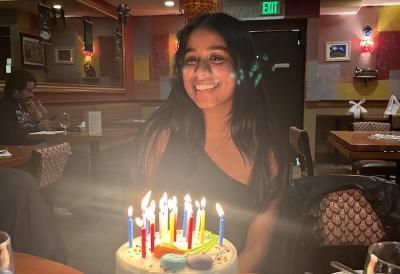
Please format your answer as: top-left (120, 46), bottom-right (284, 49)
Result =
top-left (153, 144), bottom-right (258, 254)
top-left (0, 94), bottom-right (42, 145)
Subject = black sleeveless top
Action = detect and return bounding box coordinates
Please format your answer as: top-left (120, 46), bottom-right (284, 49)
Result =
top-left (153, 144), bottom-right (258, 254)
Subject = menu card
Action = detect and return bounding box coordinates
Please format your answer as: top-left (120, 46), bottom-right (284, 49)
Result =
top-left (85, 111), bottom-right (102, 134)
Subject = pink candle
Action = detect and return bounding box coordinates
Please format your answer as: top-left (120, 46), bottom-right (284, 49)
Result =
top-left (187, 215), bottom-right (194, 249)
top-left (135, 218), bottom-right (146, 258)
top-left (173, 196), bottom-right (177, 241)
top-left (150, 222), bottom-right (155, 252)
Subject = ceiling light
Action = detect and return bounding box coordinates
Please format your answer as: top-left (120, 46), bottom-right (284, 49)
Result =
top-left (165, 1), bottom-right (174, 7)
top-left (53, 4), bottom-right (61, 9)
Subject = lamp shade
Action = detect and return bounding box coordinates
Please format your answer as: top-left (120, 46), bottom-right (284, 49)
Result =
top-left (179, 0), bottom-right (217, 23)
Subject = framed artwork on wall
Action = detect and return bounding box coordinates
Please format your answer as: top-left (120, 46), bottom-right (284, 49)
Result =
top-left (325, 41), bottom-right (351, 62)
top-left (83, 19), bottom-right (93, 54)
top-left (20, 33), bottom-right (46, 67)
top-left (54, 47), bottom-right (74, 64)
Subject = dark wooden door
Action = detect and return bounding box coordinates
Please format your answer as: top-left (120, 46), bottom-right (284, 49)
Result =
top-left (251, 30), bottom-right (306, 156)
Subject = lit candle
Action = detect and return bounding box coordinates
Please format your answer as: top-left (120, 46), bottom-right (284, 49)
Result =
top-left (168, 199), bottom-right (175, 244)
top-left (173, 196), bottom-right (178, 241)
top-left (141, 191), bottom-right (151, 239)
top-left (194, 201), bottom-right (201, 241)
top-left (135, 218), bottom-right (146, 258)
top-left (162, 194), bottom-right (168, 243)
top-left (159, 196), bottom-right (165, 239)
top-left (182, 194), bottom-right (191, 237)
top-left (128, 206), bottom-right (133, 248)
top-left (149, 200), bottom-right (156, 252)
top-left (200, 197), bottom-right (206, 244)
top-left (216, 203), bottom-right (224, 247)
top-left (187, 205), bottom-right (194, 249)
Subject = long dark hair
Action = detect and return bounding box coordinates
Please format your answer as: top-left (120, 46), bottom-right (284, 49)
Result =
top-left (4, 70), bottom-right (37, 95)
top-left (131, 13), bottom-right (289, 211)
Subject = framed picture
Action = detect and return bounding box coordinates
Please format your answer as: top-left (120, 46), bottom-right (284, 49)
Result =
top-left (54, 47), bottom-right (74, 64)
top-left (20, 33), bottom-right (45, 67)
top-left (83, 19), bottom-right (93, 54)
top-left (38, 3), bottom-right (52, 44)
top-left (325, 41), bottom-right (351, 62)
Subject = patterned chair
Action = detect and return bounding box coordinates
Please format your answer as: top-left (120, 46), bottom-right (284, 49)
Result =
top-left (289, 126), bottom-right (353, 177)
top-left (389, 115), bottom-right (400, 131)
top-left (28, 143), bottom-right (72, 211)
top-left (285, 175), bottom-right (400, 274)
top-left (348, 122), bottom-right (396, 179)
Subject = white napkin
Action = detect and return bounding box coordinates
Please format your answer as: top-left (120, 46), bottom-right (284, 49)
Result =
top-left (29, 131), bottom-right (64, 135)
top-left (0, 151), bottom-right (12, 157)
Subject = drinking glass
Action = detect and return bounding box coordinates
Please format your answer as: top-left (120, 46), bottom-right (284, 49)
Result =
top-left (0, 231), bottom-right (15, 274)
top-left (364, 242), bottom-right (400, 274)
top-left (59, 112), bottom-right (71, 134)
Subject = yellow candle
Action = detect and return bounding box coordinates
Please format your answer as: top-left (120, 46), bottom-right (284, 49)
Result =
top-left (169, 211), bottom-right (175, 244)
top-left (200, 209), bottom-right (205, 244)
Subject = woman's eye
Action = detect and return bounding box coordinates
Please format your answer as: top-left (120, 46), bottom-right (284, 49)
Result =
top-left (210, 55), bottom-right (225, 62)
top-left (184, 57), bottom-right (198, 64)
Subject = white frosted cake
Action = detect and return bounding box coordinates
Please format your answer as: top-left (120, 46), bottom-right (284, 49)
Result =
top-left (116, 230), bottom-right (238, 274)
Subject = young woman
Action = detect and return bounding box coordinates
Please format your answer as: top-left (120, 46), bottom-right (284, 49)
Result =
top-left (130, 13), bottom-right (289, 273)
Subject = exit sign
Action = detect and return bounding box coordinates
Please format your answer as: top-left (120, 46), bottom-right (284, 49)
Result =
top-left (260, 1), bottom-right (280, 15)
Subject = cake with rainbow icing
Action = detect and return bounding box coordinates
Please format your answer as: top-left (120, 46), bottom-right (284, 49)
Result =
top-left (115, 230), bottom-right (238, 274)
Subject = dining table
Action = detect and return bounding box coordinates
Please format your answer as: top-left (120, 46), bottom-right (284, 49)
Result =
top-left (0, 145), bottom-right (45, 168)
top-left (27, 128), bottom-right (138, 172)
top-left (14, 252), bottom-right (83, 274)
top-left (328, 131), bottom-right (400, 181)
top-left (110, 118), bottom-right (145, 128)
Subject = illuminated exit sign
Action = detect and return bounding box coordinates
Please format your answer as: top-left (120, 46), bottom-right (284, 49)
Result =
top-left (260, 1), bottom-right (281, 15)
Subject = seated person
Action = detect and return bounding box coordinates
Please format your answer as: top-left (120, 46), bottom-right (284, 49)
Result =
top-left (0, 70), bottom-right (91, 220)
top-left (0, 167), bottom-right (68, 264)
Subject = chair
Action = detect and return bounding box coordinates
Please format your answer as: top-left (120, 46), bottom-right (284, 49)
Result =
top-left (348, 122), bottom-right (396, 179)
top-left (28, 143), bottom-right (72, 211)
top-left (288, 126), bottom-right (353, 177)
top-left (285, 175), bottom-right (400, 274)
top-left (389, 114), bottom-right (400, 131)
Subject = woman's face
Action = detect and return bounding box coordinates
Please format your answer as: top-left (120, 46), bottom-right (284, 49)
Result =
top-left (182, 28), bottom-right (236, 112)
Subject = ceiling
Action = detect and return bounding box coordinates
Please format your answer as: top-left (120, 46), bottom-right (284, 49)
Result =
top-left (103, 0), bottom-right (400, 17)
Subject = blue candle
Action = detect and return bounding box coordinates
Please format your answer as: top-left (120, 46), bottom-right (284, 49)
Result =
top-left (216, 203), bottom-right (224, 247)
top-left (182, 202), bottom-right (188, 237)
top-left (128, 206), bottom-right (133, 248)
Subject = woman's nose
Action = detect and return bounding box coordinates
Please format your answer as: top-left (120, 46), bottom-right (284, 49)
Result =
top-left (195, 61), bottom-right (211, 77)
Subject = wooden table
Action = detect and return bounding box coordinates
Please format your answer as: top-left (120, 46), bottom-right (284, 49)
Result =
top-left (14, 252), bottom-right (83, 274)
top-left (0, 145), bottom-right (44, 168)
top-left (328, 131), bottom-right (400, 180)
top-left (27, 128), bottom-right (137, 171)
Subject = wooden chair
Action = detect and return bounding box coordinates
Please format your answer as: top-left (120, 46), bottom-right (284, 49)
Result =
top-left (348, 122), bottom-right (396, 179)
top-left (28, 143), bottom-right (72, 211)
top-left (288, 126), bottom-right (353, 177)
top-left (389, 114), bottom-right (400, 131)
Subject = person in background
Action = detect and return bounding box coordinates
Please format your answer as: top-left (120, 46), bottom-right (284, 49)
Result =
top-left (130, 13), bottom-right (289, 273)
top-left (0, 70), bottom-right (90, 220)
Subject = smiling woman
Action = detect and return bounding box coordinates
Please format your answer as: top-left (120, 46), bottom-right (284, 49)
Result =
top-left (0, 0), bottom-right (126, 93)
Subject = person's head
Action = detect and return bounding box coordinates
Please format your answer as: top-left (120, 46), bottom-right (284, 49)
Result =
top-left (173, 13), bottom-right (259, 114)
top-left (4, 70), bottom-right (37, 102)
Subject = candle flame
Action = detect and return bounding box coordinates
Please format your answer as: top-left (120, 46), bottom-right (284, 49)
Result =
top-left (141, 190), bottom-right (151, 210)
top-left (172, 196), bottom-right (177, 205)
top-left (135, 217), bottom-right (144, 227)
top-left (168, 199), bottom-right (174, 211)
top-left (128, 206), bottom-right (132, 216)
top-left (184, 194), bottom-right (191, 203)
top-left (159, 196), bottom-right (165, 210)
top-left (195, 201), bottom-right (200, 209)
top-left (150, 200), bottom-right (156, 211)
top-left (201, 197), bottom-right (206, 209)
top-left (216, 203), bottom-right (224, 217)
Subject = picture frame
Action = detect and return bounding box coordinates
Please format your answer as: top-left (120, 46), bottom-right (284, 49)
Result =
top-left (20, 33), bottom-right (46, 67)
top-left (325, 41), bottom-right (351, 62)
top-left (115, 31), bottom-right (122, 60)
top-left (83, 19), bottom-right (93, 54)
top-left (54, 47), bottom-right (74, 64)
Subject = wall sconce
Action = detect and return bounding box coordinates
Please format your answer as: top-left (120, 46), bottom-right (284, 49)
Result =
top-left (360, 25), bottom-right (373, 53)
top-left (117, 3), bottom-right (131, 26)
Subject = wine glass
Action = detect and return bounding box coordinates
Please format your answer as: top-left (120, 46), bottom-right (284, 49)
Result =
top-left (0, 231), bottom-right (15, 274)
top-left (59, 112), bottom-right (71, 134)
top-left (364, 242), bottom-right (400, 274)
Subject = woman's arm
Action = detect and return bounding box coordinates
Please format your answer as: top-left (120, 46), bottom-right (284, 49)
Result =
top-left (238, 151), bottom-right (283, 273)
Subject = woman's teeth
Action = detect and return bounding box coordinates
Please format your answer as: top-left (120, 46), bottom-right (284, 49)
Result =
top-left (195, 84), bottom-right (218, 91)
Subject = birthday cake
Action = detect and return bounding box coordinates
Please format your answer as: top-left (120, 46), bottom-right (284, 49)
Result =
top-left (115, 230), bottom-right (238, 274)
